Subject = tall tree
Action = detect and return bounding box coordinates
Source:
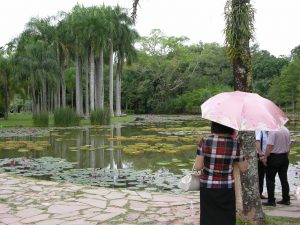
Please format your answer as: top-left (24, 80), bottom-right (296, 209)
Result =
top-left (0, 50), bottom-right (11, 119)
top-left (114, 6), bottom-right (138, 116)
top-left (225, 0), bottom-right (265, 224)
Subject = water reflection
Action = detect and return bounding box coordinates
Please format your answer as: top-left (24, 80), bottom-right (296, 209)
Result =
top-left (0, 116), bottom-right (299, 193)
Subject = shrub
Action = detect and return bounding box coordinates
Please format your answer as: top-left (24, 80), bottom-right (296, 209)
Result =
top-left (32, 112), bottom-right (49, 127)
top-left (54, 108), bottom-right (80, 127)
top-left (90, 109), bottom-right (111, 125)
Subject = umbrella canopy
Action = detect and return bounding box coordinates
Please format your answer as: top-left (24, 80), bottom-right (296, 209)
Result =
top-left (201, 91), bottom-right (288, 131)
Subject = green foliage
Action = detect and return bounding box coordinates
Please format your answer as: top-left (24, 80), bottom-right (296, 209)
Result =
top-left (268, 58), bottom-right (300, 111)
top-left (123, 31), bottom-right (232, 114)
top-left (90, 109), bottom-right (111, 125)
top-left (54, 108), bottom-right (80, 127)
top-left (224, 0), bottom-right (255, 61)
top-left (32, 112), bottom-right (49, 127)
top-left (252, 47), bottom-right (289, 96)
top-left (174, 85), bottom-right (233, 113)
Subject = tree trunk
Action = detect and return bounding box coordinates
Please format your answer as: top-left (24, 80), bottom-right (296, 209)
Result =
top-left (95, 59), bottom-right (100, 110)
top-left (57, 85), bottom-right (61, 109)
top-left (90, 47), bottom-right (95, 112)
top-left (99, 47), bottom-right (104, 110)
top-left (32, 79), bottom-right (37, 114)
top-left (3, 72), bottom-right (9, 120)
top-left (61, 62), bottom-right (66, 108)
top-left (71, 89), bottom-right (74, 109)
top-left (237, 131), bottom-right (265, 223)
top-left (85, 48), bottom-right (89, 117)
top-left (225, 0), bottom-right (265, 223)
top-left (42, 80), bottom-right (47, 111)
top-left (109, 42), bottom-right (114, 117)
top-left (79, 57), bottom-right (83, 115)
top-left (76, 51), bottom-right (83, 115)
top-left (115, 56), bottom-right (123, 117)
top-left (53, 88), bottom-right (57, 111)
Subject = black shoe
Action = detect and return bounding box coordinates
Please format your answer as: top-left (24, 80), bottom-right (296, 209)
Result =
top-left (277, 200), bottom-right (290, 205)
top-left (260, 195), bottom-right (268, 199)
top-left (262, 201), bottom-right (276, 207)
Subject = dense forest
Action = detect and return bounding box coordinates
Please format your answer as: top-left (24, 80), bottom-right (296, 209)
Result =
top-left (0, 5), bottom-right (299, 119)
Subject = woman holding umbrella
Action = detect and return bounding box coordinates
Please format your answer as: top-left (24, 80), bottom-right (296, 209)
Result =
top-left (194, 121), bottom-right (248, 225)
top-left (197, 91), bottom-right (289, 225)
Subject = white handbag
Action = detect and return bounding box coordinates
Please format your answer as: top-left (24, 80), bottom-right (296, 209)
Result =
top-left (178, 163), bottom-right (201, 191)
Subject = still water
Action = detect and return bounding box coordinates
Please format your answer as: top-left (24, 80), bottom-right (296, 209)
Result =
top-left (0, 115), bottom-right (299, 194)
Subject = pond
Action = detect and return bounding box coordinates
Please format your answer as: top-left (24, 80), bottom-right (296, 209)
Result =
top-left (0, 115), bottom-right (299, 194)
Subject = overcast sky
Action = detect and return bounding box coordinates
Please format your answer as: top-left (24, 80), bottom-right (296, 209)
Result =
top-left (1, 0), bottom-right (299, 57)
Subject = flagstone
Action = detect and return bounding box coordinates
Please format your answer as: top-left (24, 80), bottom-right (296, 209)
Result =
top-left (129, 200), bottom-right (148, 212)
top-left (16, 208), bottom-right (44, 218)
top-left (0, 204), bottom-right (9, 214)
top-left (37, 181), bottom-right (59, 186)
top-left (36, 219), bottom-right (65, 225)
top-left (88, 212), bottom-right (123, 222)
top-left (60, 219), bottom-right (97, 225)
top-left (109, 199), bottom-right (128, 207)
top-left (265, 210), bottom-right (300, 218)
top-left (105, 191), bottom-right (126, 200)
top-left (138, 191), bottom-right (152, 199)
top-left (81, 188), bottom-right (110, 196)
top-left (52, 211), bottom-right (80, 219)
top-left (0, 217), bottom-right (21, 224)
top-left (21, 214), bottom-right (49, 223)
top-left (48, 204), bottom-right (90, 214)
top-left (122, 190), bottom-right (138, 196)
top-left (152, 194), bottom-right (189, 203)
top-left (127, 195), bottom-right (148, 202)
top-left (30, 186), bottom-right (44, 192)
top-left (3, 180), bottom-right (20, 185)
top-left (79, 193), bottom-right (107, 200)
top-left (126, 212), bottom-right (140, 221)
top-left (104, 206), bottom-right (127, 214)
top-left (77, 198), bottom-right (107, 208)
top-left (148, 201), bottom-right (170, 207)
top-left (0, 190), bottom-right (13, 194)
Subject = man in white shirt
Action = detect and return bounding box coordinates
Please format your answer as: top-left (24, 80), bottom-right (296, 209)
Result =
top-left (263, 126), bottom-right (291, 206)
top-left (255, 130), bottom-right (268, 199)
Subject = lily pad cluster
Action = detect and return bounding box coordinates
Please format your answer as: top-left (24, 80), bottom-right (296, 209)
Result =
top-left (0, 140), bottom-right (51, 152)
top-left (0, 157), bottom-right (75, 179)
top-left (0, 156), bottom-right (186, 193)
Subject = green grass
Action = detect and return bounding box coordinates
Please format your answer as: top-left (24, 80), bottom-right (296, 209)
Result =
top-left (237, 216), bottom-right (300, 225)
top-left (0, 113), bottom-right (135, 128)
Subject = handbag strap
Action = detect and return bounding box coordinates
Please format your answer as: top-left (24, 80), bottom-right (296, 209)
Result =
top-left (192, 161), bottom-right (204, 175)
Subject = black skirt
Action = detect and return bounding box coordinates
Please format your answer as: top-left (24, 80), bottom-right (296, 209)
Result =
top-left (200, 187), bottom-right (236, 225)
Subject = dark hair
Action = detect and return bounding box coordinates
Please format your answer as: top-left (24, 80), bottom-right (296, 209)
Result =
top-left (211, 121), bottom-right (234, 135)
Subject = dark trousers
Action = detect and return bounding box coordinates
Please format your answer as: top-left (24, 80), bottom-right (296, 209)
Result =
top-left (266, 154), bottom-right (290, 202)
top-left (258, 157), bottom-right (266, 195)
top-left (200, 187), bottom-right (236, 225)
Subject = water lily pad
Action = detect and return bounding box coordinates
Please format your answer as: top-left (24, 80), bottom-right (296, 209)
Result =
top-left (156, 161), bottom-right (171, 166)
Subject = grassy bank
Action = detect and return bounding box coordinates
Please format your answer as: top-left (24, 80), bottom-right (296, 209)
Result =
top-left (0, 113), bottom-right (134, 128)
top-left (237, 216), bottom-right (300, 225)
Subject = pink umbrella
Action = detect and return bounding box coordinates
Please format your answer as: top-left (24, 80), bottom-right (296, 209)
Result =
top-left (201, 91), bottom-right (288, 131)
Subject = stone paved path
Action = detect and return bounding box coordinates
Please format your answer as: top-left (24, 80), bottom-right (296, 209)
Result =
top-left (0, 173), bottom-right (300, 225)
top-left (0, 173), bottom-right (200, 225)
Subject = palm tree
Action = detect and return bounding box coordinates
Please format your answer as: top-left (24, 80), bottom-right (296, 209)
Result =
top-left (67, 5), bottom-right (86, 115)
top-left (105, 6), bottom-right (118, 117)
top-left (225, 0), bottom-right (265, 224)
top-left (114, 6), bottom-right (138, 116)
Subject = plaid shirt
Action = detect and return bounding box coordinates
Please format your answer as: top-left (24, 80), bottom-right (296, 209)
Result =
top-left (197, 135), bottom-right (245, 189)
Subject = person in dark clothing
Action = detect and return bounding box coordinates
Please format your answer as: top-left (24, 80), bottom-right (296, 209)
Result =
top-left (263, 126), bottom-right (291, 206)
top-left (255, 130), bottom-right (268, 199)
